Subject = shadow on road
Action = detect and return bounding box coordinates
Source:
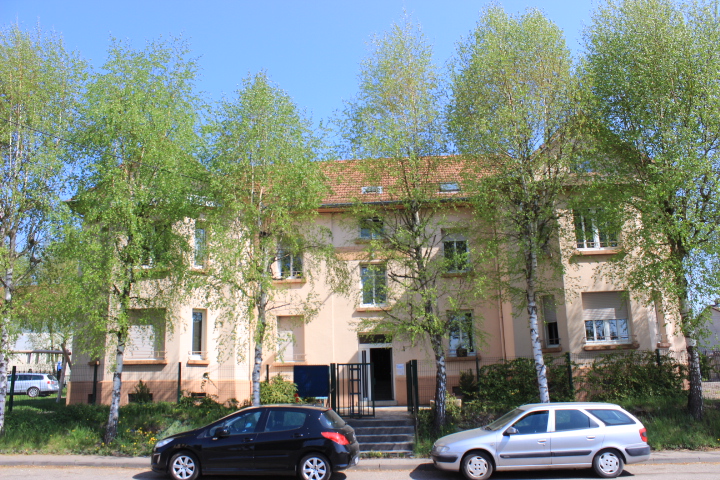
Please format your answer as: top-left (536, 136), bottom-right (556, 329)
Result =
top-left (407, 463), bottom-right (635, 479)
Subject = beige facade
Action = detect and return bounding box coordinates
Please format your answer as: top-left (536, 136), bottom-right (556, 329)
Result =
top-left (68, 159), bottom-right (686, 407)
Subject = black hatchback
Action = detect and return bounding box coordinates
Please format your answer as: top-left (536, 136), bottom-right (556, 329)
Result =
top-left (151, 404), bottom-right (360, 480)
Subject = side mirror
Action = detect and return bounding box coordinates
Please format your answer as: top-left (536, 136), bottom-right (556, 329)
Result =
top-left (504, 426), bottom-right (518, 436)
top-left (215, 426), bottom-right (230, 438)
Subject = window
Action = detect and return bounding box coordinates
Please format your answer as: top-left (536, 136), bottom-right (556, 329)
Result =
top-left (127, 309), bottom-right (166, 360)
top-left (512, 410), bottom-right (549, 434)
top-left (277, 316), bottom-right (305, 362)
top-left (439, 182), bottom-right (461, 193)
top-left (277, 245), bottom-right (303, 278)
top-left (361, 185), bottom-right (383, 194)
top-left (359, 217), bottom-right (384, 240)
top-left (555, 409), bottom-right (598, 431)
top-left (586, 409), bottom-right (635, 426)
top-left (194, 225), bottom-right (207, 268)
top-left (191, 309), bottom-right (205, 358)
top-left (444, 234), bottom-right (469, 272)
top-left (360, 264), bottom-right (387, 305)
top-left (264, 410), bottom-right (309, 432)
top-left (582, 292), bottom-right (630, 343)
top-left (211, 410), bottom-right (263, 436)
top-left (449, 311), bottom-right (474, 355)
top-left (541, 295), bottom-right (560, 347)
top-left (574, 210), bottom-right (619, 249)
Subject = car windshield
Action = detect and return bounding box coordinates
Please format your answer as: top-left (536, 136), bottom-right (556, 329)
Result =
top-left (484, 408), bottom-right (524, 431)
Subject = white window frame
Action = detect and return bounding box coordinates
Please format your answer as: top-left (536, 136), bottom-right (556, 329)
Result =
top-left (127, 309), bottom-right (166, 360)
top-left (574, 210), bottom-right (619, 249)
top-left (439, 182), bottom-right (461, 193)
top-left (443, 234), bottom-right (469, 272)
top-left (360, 264), bottom-right (387, 306)
top-left (277, 246), bottom-right (303, 279)
top-left (359, 217), bottom-right (384, 240)
top-left (191, 309), bottom-right (206, 359)
top-left (449, 311), bottom-right (474, 356)
top-left (582, 292), bottom-right (631, 344)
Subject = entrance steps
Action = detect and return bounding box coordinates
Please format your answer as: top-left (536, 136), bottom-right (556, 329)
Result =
top-left (345, 408), bottom-right (415, 456)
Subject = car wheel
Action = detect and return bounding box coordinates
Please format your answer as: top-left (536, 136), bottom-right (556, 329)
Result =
top-left (27, 387), bottom-right (40, 398)
top-left (593, 449), bottom-right (625, 478)
top-left (169, 451), bottom-right (200, 480)
top-left (298, 453), bottom-right (331, 480)
top-left (461, 451), bottom-right (494, 480)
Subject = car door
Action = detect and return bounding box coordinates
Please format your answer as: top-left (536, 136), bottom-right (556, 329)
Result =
top-left (550, 409), bottom-right (604, 465)
top-left (252, 408), bottom-right (311, 472)
top-left (496, 410), bottom-right (551, 467)
top-left (200, 408), bottom-right (264, 473)
top-left (13, 374), bottom-right (29, 394)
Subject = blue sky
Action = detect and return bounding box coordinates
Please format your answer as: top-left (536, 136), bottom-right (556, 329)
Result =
top-left (3, 1), bottom-right (595, 125)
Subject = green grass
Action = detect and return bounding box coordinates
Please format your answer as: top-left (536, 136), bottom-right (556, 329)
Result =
top-left (414, 396), bottom-right (720, 456)
top-left (0, 396), bottom-right (237, 456)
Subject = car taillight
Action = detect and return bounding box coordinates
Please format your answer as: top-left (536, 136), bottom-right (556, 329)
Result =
top-left (639, 428), bottom-right (647, 443)
top-left (321, 431), bottom-right (349, 445)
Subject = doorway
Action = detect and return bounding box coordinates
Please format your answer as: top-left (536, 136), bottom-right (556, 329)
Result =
top-left (358, 342), bottom-right (393, 401)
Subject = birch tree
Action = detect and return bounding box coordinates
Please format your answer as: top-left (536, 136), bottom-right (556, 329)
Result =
top-left (0, 25), bottom-right (84, 435)
top-left (448, 6), bottom-right (581, 403)
top-left (205, 72), bottom-right (340, 406)
top-left (584, 0), bottom-right (720, 420)
top-left (70, 37), bottom-right (202, 442)
top-left (338, 17), bottom-right (478, 431)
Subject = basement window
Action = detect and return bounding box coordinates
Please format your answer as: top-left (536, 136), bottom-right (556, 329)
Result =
top-left (439, 182), bottom-right (461, 193)
top-left (361, 186), bottom-right (383, 194)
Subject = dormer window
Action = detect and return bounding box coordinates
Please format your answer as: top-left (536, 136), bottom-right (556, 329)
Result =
top-left (439, 182), bottom-right (461, 193)
top-left (361, 186), bottom-right (383, 194)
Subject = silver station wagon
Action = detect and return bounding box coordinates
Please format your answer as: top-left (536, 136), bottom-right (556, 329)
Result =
top-left (432, 402), bottom-right (650, 479)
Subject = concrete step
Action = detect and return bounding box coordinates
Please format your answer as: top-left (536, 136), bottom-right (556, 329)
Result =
top-left (352, 426), bottom-right (415, 435)
top-left (360, 442), bottom-right (414, 452)
top-left (347, 418), bottom-right (414, 428)
top-left (356, 434), bottom-right (414, 443)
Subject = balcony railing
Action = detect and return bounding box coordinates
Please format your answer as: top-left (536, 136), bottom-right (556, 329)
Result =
top-left (188, 350), bottom-right (208, 360)
top-left (126, 349), bottom-right (166, 360)
top-left (583, 334), bottom-right (636, 345)
top-left (276, 353), bottom-right (306, 363)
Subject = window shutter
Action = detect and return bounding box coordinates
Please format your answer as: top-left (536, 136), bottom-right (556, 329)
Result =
top-left (542, 295), bottom-right (558, 323)
top-left (582, 292), bottom-right (628, 320)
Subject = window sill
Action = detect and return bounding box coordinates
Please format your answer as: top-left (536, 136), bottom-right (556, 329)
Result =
top-left (356, 305), bottom-right (389, 312)
top-left (657, 342), bottom-right (671, 349)
top-left (574, 248), bottom-right (621, 256)
top-left (124, 359), bottom-right (167, 365)
top-left (187, 359), bottom-right (210, 366)
top-left (542, 345), bottom-right (563, 353)
top-left (272, 277), bottom-right (306, 284)
top-left (583, 341), bottom-right (639, 351)
top-left (447, 353), bottom-right (480, 362)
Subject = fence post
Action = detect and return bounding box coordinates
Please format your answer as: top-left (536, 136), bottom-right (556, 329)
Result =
top-left (330, 363), bottom-right (337, 411)
top-left (177, 361), bottom-right (182, 403)
top-left (475, 353), bottom-right (481, 397)
top-left (8, 366), bottom-right (16, 413)
top-left (266, 364), bottom-right (269, 383)
top-left (91, 362), bottom-right (99, 405)
top-left (565, 352), bottom-right (574, 398)
top-left (656, 348), bottom-right (661, 367)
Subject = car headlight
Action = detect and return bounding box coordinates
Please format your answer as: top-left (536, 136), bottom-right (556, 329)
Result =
top-left (154, 437), bottom-right (174, 450)
top-left (433, 445), bottom-right (450, 454)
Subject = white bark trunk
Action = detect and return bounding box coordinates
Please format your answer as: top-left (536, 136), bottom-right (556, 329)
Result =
top-left (104, 336), bottom-right (125, 443)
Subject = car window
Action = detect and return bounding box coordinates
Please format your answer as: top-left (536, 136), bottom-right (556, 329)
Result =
top-left (320, 410), bottom-right (346, 429)
top-left (485, 408), bottom-right (524, 431)
top-left (555, 409), bottom-right (598, 431)
top-left (512, 410), bottom-right (549, 434)
top-left (47, 375), bottom-right (58, 381)
top-left (211, 410), bottom-right (263, 436)
top-left (16, 375), bottom-right (29, 381)
top-left (587, 409), bottom-right (635, 426)
top-left (264, 410), bottom-right (309, 432)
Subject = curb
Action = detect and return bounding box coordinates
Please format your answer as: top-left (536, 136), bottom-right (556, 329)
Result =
top-left (0, 451), bottom-right (718, 470)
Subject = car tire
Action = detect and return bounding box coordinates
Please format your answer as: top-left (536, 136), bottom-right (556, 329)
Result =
top-left (298, 453), bottom-right (331, 480)
top-left (169, 451), bottom-right (200, 480)
top-left (461, 451), bottom-right (494, 480)
top-left (593, 449), bottom-right (625, 478)
top-left (27, 387), bottom-right (40, 398)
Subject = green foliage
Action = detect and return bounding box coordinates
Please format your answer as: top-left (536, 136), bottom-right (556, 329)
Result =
top-left (129, 380), bottom-right (152, 403)
top-left (578, 351), bottom-right (686, 402)
top-left (259, 374), bottom-right (297, 405)
top-left (458, 369), bottom-right (478, 400)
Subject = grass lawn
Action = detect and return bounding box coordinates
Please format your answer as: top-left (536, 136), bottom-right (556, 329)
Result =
top-left (0, 395), bottom-right (236, 456)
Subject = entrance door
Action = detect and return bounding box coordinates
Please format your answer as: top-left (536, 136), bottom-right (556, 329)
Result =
top-left (358, 343), bottom-right (393, 401)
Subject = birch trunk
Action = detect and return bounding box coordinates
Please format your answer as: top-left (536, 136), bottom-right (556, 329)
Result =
top-left (104, 332), bottom-right (125, 443)
top-left (430, 333), bottom-right (447, 434)
top-left (526, 233), bottom-right (550, 403)
top-left (251, 287), bottom-right (269, 406)
top-left (0, 266), bottom-right (14, 435)
top-left (56, 343), bottom-right (70, 403)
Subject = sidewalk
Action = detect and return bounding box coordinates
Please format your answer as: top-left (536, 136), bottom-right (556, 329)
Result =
top-left (0, 450), bottom-right (718, 470)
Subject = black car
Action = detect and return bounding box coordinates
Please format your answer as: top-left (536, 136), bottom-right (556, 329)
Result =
top-left (151, 404), bottom-right (360, 480)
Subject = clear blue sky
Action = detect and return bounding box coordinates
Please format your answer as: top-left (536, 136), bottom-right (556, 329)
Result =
top-left (2, 0), bottom-right (596, 125)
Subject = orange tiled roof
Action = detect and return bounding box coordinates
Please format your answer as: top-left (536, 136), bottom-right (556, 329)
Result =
top-left (320, 156), bottom-right (480, 206)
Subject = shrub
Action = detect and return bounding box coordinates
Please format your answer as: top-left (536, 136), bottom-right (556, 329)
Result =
top-left (577, 351), bottom-right (685, 402)
top-left (129, 380), bottom-right (152, 403)
top-left (259, 374), bottom-right (297, 404)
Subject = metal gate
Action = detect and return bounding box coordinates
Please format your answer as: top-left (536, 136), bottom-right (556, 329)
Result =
top-left (406, 359), bottom-right (419, 414)
top-left (330, 363), bottom-right (375, 418)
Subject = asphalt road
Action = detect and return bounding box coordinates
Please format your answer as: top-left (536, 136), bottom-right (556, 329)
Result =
top-left (2, 462), bottom-right (720, 480)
